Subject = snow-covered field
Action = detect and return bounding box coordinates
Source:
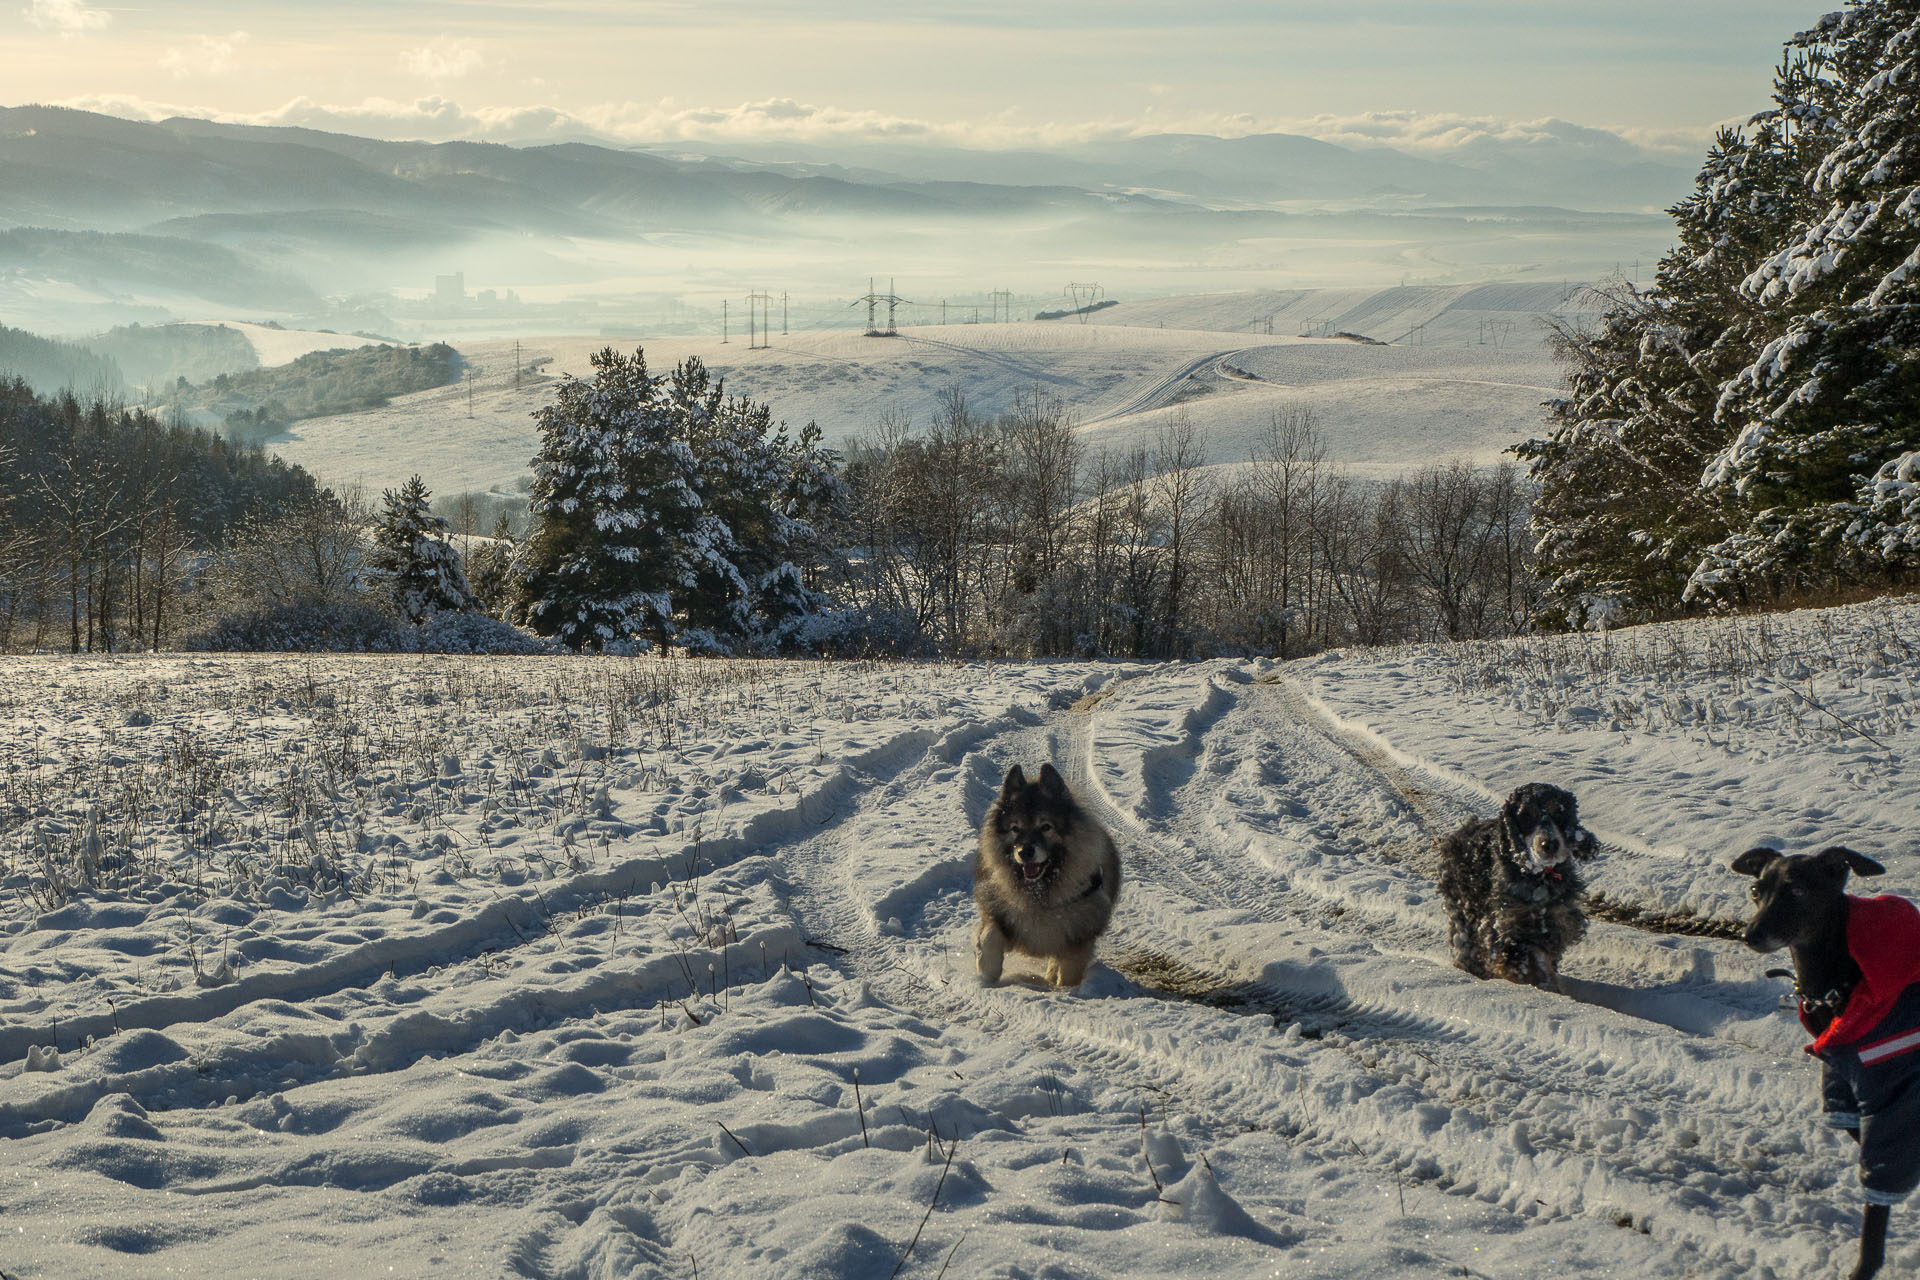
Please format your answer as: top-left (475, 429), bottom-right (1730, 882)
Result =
top-left (270, 283), bottom-right (1588, 498)
top-left (6, 597), bottom-right (1916, 1278)
top-left (191, 321), bottom-right (387, 369)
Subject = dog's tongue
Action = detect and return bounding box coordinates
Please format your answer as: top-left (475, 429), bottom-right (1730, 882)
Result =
top-left (1022, 862), bottom-right (1046, 881)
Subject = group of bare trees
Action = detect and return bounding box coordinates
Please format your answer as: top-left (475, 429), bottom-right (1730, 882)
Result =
top-left (835, 392), bottom-right (1541, 659)
top-left (0, 380), bottom-right (316, 651)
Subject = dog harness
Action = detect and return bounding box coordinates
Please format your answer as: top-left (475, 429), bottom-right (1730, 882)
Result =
top-left (1804, 895), bottom-right (1920, 1206)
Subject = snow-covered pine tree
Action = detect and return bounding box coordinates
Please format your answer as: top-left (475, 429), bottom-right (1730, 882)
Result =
top-left (661, 356), bottom-right (842, 653)
top-left (466, 512), bottom-right (522, 619)
top-left (1519, 122), bottom-right (1808, 622)
top-left (1699, 1), bottom-right (1920, 597)
top-left (519, 347), bottom-right (696, 651)
top-left (370, 474), bottom-right (477, 623)
top-left (1519, 22), bottom-right (1856, 619)
top-left (1853, 449), bottom-right (1920, 561)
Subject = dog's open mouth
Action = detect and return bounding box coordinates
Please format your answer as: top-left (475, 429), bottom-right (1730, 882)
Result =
top-left (1020, 861), bottom-right (1048, 881)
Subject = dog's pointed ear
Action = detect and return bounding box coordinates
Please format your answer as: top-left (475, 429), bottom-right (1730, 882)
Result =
top-left (1820, 846), bottom-right (1886, 879)
top-left (1730, 847), bottom-right (1783, 877)
top-left (1000, 765), bottom-right (1027, 799)
top-left (1037, 762), bottom-right (1069, 799)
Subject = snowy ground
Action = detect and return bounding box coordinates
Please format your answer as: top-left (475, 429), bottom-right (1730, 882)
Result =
top-left (189, 321), bottom-right (388, 369)
top-left (5, 598), bottom-right (1917, 1278)
top-left (269, 283), bottom-right (1588, 498)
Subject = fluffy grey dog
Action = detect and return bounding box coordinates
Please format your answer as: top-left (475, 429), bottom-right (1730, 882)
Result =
top-left (974, 763), bottom-right (1121, 989)
top-left (1436, 782), bottom-right (1596, 990)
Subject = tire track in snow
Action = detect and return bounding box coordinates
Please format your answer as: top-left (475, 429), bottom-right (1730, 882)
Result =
top-left (1275, 670), bottom-right (1746, 941)
top-left (933, 667), bottom-right (1858, 1274)
top-left (1082, 350), bottom-right (1235, 424)
top-left (1199, 670), bottom-right (1771, 1043)
top-left (0, 715), bottom-right (1019, 1134)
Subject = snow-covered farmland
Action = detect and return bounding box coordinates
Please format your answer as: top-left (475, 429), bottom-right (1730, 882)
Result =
top-left (5, 598), bottom-right (1918, 1277)
top-left (196, 321), bottom-right (388, 369)
top-left (270, 283), bottom-right (1588, 498)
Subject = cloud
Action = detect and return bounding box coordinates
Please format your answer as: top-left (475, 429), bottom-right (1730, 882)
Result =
top-left (23, 0), bottom-right (109, 35)
top-left (160, 32), bottom-right (251, 80)
top-left (1281, 110), bottom-right (1712, 162)
top-left (400, 41), bottom-right (490, 81)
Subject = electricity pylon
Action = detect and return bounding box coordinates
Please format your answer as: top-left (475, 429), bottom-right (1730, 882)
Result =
top-left (852, 277), bottom-right (912, 336)
top-left (747, 291), bottom-right (773, 349)
top-left (1064, 282), bottom-right (1103, 322)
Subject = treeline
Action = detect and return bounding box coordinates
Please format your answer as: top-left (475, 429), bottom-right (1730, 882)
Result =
top-left (0, 324), bottom-right (124, 399)
top-left (0, 379), bottom-right (318, 650)
top-left (0, 359), bottom-right (1543, 660)
top-left (179, 342), bottom-right (460, 443)
top-left (832, 393), bottom-right (1538, 658)
top-left (89, 322), bottom-right (258, 388)
top-left (1523, 0), bottom-right (1920, 625)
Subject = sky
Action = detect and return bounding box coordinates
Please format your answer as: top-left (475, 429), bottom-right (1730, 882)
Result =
top-left (4, 0), bottom-right (1839, 157)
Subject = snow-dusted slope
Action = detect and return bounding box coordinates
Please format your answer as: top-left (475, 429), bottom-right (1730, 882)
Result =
top-left (6, 599), bottom-right (1915, 1277)
top-left (193, 320), bottom-right (387, 368)
top-left (270, 282), bottom-right (1587, 497)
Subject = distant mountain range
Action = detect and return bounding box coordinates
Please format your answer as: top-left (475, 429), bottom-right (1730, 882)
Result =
top-left (666, 127), bottom-right (1694, 214)
top-left (0, 105), bottom-right (1169, 238)
top-left (0, 104), bottom-right (1687, 340)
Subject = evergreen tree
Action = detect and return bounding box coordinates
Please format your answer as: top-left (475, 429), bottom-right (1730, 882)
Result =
top-left (664, 357), bottom-right (842, 650)
top-left (1517, 7), bottom-right (1918, 617)
top-left (370, 474), bottom-right (476, 623)
top-left (519, 348), bottom-right (843, 653)
top-left (518, 347), bottom-right (697, 651)
top-left (1519, 120), bottom-right (1811, 622)
top-left (466, 512), bottom-right (521, 619)
top-left (1699, 2), bottom-right (1920, 595)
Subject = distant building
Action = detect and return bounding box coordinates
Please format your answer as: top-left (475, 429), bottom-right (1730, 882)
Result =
top-left (434, 272), bottom-right (466, 306)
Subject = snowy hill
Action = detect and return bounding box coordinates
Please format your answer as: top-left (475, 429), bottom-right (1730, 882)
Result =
top-left (2, 596), bottom-right (1916, 1275)
top-left (272, 282), bottom-right (1592, 496)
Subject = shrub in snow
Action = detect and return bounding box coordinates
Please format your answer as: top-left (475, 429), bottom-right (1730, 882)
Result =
top-left (466, 512), bottom-right (524, 618)
top-left (188, 601), bottom-right (552, 654)
top-left (413, 610), bottom-right (555, 655)
top-left (187, 601), bottom-right (409, 652)
top-left (210, 488), bottom-right (373, 614)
